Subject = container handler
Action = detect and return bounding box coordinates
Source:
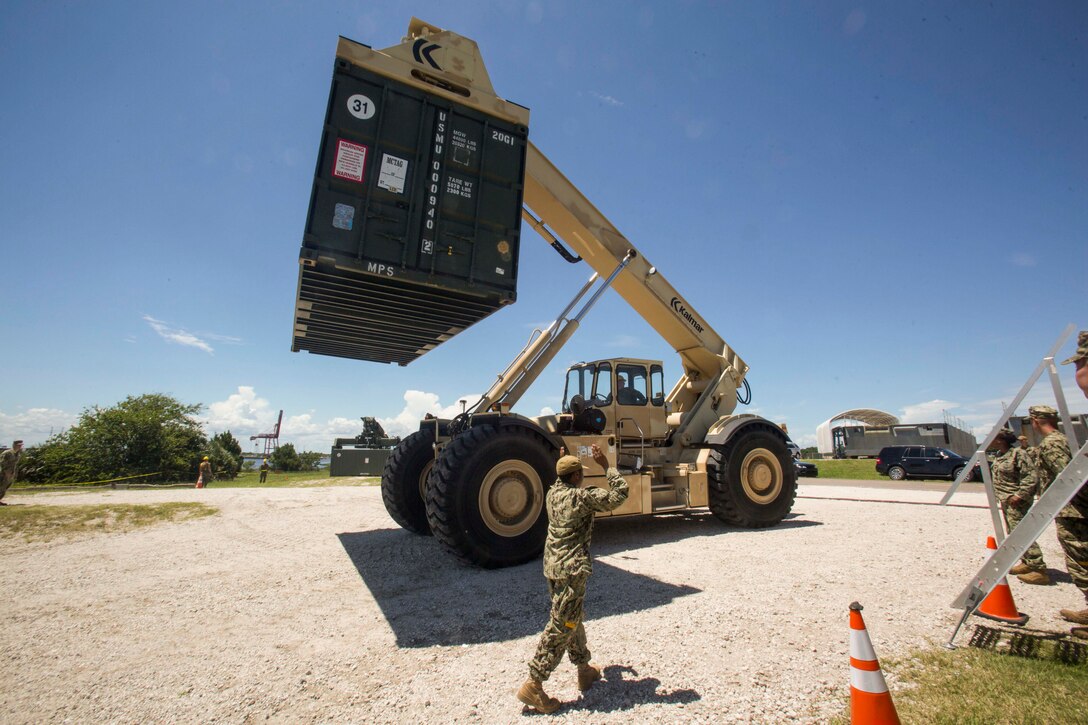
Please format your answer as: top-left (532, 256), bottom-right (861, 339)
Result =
top-left (292, 19), bottom-right (796, 568)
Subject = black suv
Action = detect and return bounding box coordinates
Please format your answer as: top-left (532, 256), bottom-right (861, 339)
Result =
top-left (875, 446), bottom-right (975, 481)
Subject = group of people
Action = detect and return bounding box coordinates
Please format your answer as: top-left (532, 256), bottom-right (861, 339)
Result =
top-left (517, 331), bottom-right (1088, 714)
top-left (993, 331), bottom-right (1088, 641)
top-left (195, 457), bottom-right (272, 487)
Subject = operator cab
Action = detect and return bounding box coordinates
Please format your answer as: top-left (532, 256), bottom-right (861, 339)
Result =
top-left (559, 358), bottom-right (669, 446)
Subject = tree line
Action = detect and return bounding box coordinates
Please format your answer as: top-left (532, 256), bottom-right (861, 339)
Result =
top-left (18, 393), bottom-right (324, 484)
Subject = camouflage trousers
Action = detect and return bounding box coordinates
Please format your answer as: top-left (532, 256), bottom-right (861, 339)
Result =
top-left (1003, 499), bottom-right (1047, 570)
top-left (528, 574), bottom-right (591, 682)
top-left (1056, 517), bottom-right (1088, 598)
top-left (0, 472), bottom-right (14, 501)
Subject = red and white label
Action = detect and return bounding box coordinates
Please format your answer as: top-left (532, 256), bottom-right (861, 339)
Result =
top-left (332, 139), bottom-right (368, 183)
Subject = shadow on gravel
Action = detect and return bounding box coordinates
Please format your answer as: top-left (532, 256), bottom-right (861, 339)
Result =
top-left (337, 529), bottom-right (700, 648)
top-left (591, 510), bottom-right (823, 557)
top-left (560, 665), bottom-right (700, 714)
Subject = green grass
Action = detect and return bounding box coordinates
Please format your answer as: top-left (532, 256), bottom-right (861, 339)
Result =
top-left (801, 458), bottom-right (883, 480)
top-left (0, 502), bottom-right (218, 541)
top-left (830, 642), bottom-right (1088, 724)
top-left (201, 470), bottom-right (380, 488)
top-left (11, 469), bottom-right (381, 491)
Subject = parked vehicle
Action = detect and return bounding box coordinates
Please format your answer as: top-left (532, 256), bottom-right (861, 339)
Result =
top-left (794, 460), bottom-right (818, 478)
top-left (875, 446), bottom-right (977, 481)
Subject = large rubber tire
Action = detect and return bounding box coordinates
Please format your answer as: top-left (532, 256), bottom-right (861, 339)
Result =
top-left (426, 425), bottom-right (555, 568)
top-left (887, 465), bottom-right (906, 481)
top-left (380, 429), bottom-right (436, 535)
top-left (952, 466), bottom-right (965, 482)
top-left (708, 427), bottom-right (797, 528)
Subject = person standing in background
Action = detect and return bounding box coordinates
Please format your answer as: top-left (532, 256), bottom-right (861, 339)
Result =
top-left (0, 440), bottom-right (24, 505)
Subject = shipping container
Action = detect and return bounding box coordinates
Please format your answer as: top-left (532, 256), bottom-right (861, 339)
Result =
top-left (292, 37), bottom-right (529, 365)
top-left (330, 447), bottom-right (394, 477)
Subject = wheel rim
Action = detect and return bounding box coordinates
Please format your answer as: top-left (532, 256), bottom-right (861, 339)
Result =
top-left (890, 467), bottom-right (903, 480)
top-left (417, 459), bottom-right (434, 500)
top-left (477, 459), bottom-right (543, 536)
top-left (739, 448), bottom-right (783, 504)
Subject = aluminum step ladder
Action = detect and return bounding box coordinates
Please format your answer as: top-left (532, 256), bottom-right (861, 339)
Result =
top-left (945, 441), bottom-right (1088, 647)
top-left (941, 324), bottom-right (1086, 646)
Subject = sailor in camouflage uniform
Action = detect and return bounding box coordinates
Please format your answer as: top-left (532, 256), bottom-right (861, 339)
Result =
top-left (1020, 404), bottom-right (1088, 633)
top-left (1059, 332), bottom-right (1088, 638)
top-left (0, 440), bottom-right (24, 505)
top-left (517, 443), bottom-right (629, 714)
top-left (990, 429), bottom-right (1048, 581)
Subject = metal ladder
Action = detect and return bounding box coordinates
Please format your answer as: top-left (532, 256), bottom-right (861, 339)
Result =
top-left (942, 324), bottom-right (1087, 647)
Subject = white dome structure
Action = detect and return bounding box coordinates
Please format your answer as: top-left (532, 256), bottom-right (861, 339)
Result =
top-left (816, 409), bottom-right (900, 456)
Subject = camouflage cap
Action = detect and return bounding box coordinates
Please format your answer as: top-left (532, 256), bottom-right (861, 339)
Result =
top-left (556, 455), bottom-right (583, 476)
top-left (1060, 331), bottom-right (1088, 365)
top-left (1028, 404), bottom-right (1058, 420)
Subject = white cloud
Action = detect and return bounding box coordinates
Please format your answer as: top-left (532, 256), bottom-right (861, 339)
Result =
top-left (0, 407), bottom-right (78, 446)
top-left (900, 399), bottom-right (959, 423)
top-left (590, 91), bottom-right (623, 107)
top-left (201, 387), bottom-right (361, 452)
top-left (202, 332), bottom-right (243, 345)
top-left (903, 381), bottom-right (1088, 441)
top-left (279, 413), bottom-right (360, 453)
top-left (794, 432), bottom-right (817, 447)
top-left (539, 406), bottom-right (556, 416)
top-left (143, 315), bottom-right (214, 354)
top-left (202, 386), bottom-right (274, 432)
top-left (200, 387), bottom-right (491, 453)
top-left (378, 390), bottom-right (480, 438)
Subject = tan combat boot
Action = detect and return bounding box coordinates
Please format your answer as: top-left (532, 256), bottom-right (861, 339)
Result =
top-left (577, 663), bottom-right (602, 691)
top-left (1071, 627), bottom-right (1088, 640)
top-left (1016, 570), bottom-right (1052, 585)
top-left (1008, 563), bottom-right (1034, 576)
top-left (517, 678), bottom-right (560, 714)
top-left (1059, 607), bottom-right (1088, 625)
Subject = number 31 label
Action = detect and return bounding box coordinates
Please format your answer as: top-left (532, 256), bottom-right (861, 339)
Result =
top-left (347, 94), bottom-right (376, 120)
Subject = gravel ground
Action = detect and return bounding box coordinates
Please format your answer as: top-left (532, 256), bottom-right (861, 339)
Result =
top-left (0, 482), bottom-right (1081, 723)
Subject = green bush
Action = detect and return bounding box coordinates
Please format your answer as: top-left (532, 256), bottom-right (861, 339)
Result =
top-left (271, 443), bottom-right (301, 471)
top-left (21, 394), bottom-right (206, 483)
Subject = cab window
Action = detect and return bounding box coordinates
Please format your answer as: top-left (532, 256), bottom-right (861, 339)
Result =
top-left (616, 364), bottom-right (648, 406)
top-left (593, 363), bottom-right (612, 406)
top-left (650, 365), bottom-right (664, 406)
top-left (562, 365), bottom-right (594, 413)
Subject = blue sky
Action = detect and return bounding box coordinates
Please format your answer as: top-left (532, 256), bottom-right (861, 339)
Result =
top-left (1, 1), bottom-right (1085, 453)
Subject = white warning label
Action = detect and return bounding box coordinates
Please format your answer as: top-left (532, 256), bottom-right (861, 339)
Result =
top-left (378, 153), bottom-right (408, 194)
top-left (332, 139), bottom-right (368, 183)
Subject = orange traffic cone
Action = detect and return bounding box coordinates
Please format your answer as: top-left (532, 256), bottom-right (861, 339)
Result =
top-left (974, 536), bottom-right (1028, 625)
top-left (849, 602), bottom-right (900, 725)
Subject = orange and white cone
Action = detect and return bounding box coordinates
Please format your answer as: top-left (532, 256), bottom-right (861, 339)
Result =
top-left (974, 536), bottom-right (1028, 625)
top-left (849, 602), bottom-right (900, 725)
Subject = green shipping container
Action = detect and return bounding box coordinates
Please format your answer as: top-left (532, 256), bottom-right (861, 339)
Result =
top-left (292, 45), bottom-right (529, 365)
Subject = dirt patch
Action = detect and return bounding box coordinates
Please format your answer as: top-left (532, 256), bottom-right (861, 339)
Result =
top-left (0, 485), bottom-right (1080, 722)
